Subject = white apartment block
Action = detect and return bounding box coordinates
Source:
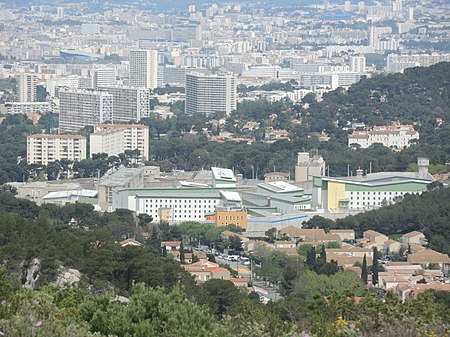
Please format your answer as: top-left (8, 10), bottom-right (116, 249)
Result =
top-left (81, 23), bottom-right (101, 35)
top-left (349, 55), bottom-right (366, 73)
top-left (348, 124), bottom-right (419, 150)
top-left (129, 50), bottom-right (158, 90)
top-left (185, 73), bottom-right (237, 115)
top-left (27, 134), bottom-right (87, 165)
top-left (90, 128), bottom-right (124, 158)
top-left (387, 53), bottom-right (450, 73)
top-left (93, 68), bottom-right (116, 89)
top-left (3, 102), bottom-right (50, 114)
top-left (91, 124), bottom-right (149, 162)
top-left (46, 76), bottom-right (80, 96)
top-left (18, 73), bottom-right (37, 102)
top-left (58, 88), bottom-right (113, 133)
top-left (98, 86), bottom-right (151, 122)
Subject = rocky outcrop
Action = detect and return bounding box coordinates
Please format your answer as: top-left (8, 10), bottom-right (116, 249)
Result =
top-left (54, 267), bottom-right (81, 287)
top-left (23, 258), bottom-right (41, 289)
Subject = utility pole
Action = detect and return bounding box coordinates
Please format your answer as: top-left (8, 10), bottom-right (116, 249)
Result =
top-left (250, 257), bottom-right (253, 283)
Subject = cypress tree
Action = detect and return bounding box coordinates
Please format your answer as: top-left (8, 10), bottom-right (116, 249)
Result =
top-left (361, 254), bottom-right (368, 285)
top-left (372, 247), bottom-right (379, 286)
top-left (319, 244), bottom-right (326, 265)
top-left (180, 241), bottom-right (185, 264)
top-left (306, 246), bottom-right (316, 270)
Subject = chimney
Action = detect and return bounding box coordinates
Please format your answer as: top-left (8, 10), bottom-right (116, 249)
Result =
top-left (356, 168), bottom-right (363, 179)
top-left (417, 157), bottom-right (429, 179)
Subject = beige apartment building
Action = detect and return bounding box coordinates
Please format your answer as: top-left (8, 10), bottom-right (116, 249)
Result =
top-left (90, 124), bottom-right (149, 163)
top-left (27, 134), bottom-right (87, 165)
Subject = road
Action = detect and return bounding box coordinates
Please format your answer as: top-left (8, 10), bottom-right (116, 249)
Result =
top-left (215, 256), bottom-right (282, 302)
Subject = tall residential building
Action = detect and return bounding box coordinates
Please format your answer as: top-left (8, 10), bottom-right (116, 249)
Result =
top-left (185, 73), bottom-right (237, 115)
top-left (27, 134), bottom-right (86, 165)
top-left (129, 50), bottom-right (158, 89)
top-left (18, 73), bottom-right (37, 102)
top-left (58, 88), bottom-right (113, 133)
top-left (349, 55), bottom-right (366, 73)
top-left (98, 86), bottom-right (151, 122)
top-left (46, 76), bottom-right (79, 96)
top-left (56, 6), bottom-right (64, 19)
top-left (93, 68), bottom-right (116, 89)
top-left (91, 124), bottom-right (149, 162)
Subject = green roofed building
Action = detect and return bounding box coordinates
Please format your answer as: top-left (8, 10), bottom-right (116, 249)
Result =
top-left (312, 158), bottom-right (433, 212)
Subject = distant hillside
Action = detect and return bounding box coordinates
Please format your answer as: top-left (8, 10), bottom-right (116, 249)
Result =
top-left (305, 62), bottom-right (450, 140)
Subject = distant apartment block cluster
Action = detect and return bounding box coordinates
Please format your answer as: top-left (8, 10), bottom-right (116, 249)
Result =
top-left (387, 53), bottom-right (450, 73)
top-left (348, 124), bottom-right (419, 150)
top-left (27, 123), bottom-right (149, 166)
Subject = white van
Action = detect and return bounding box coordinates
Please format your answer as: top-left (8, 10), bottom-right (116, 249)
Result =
top-left (228, 255), bottom-right (239, 262)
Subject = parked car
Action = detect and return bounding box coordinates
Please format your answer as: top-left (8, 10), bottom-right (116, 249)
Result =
top-left (240, 257), bottom-right (250, 265)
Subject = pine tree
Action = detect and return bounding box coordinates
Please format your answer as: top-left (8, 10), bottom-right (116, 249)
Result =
top-left (372, 247), bottom-right (379, 286)
top-left (361, 254), bottom-right (368, 285)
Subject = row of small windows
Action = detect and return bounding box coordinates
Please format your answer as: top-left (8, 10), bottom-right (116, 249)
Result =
top-left (144, 208), bottom-right (206, 214)
top-left (149, 214), bottom-right (204, 220)
top-left (145, 199), bottom-right (215, 204)
top-left (147, 204), bottom-right (212, 209)
top-left (350, 191), bottom-right (406, 195)
top-left (218, 215), bottom-right (244, 221)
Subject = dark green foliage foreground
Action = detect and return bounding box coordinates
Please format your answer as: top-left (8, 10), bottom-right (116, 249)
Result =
top-left (0, 189), bottom-right (449, 336)
top-left (0, 273), bottom-right (449, 337)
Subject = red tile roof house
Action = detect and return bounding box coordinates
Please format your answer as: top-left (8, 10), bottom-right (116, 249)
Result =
top-left (170, 251), bottom-right (193, 264)
top-left (397, 283), bottom-right (450, 301)
top-left (183, 261), bottom-right (231, 283)
top-left (119, 238), bottom-right (142, 247)
top-left (161, 241), bottom-right (181, 251)
top-left (401, 231), bottom-right (427, 246)
top-left (407, 249), bottom-right (450, 274)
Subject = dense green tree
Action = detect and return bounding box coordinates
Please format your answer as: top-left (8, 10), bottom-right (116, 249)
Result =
top-left (80, 283), bottom-right (229, 337)
top-left (199, 279), bottom-right (244, 317)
